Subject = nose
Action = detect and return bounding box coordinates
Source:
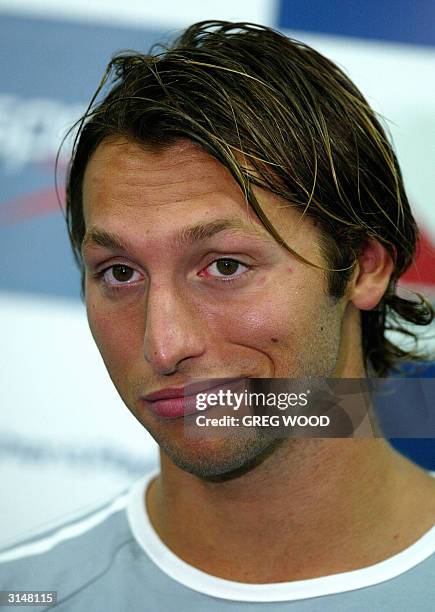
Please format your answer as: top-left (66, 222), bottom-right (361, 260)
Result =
top-left (143, 283), bottom-right (206, 375)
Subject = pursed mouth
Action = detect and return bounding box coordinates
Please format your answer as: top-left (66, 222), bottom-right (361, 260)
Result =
top-left (141, 378), bottom-right (248, 419)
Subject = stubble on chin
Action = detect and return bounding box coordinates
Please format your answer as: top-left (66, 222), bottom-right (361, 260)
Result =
top-left (157, 428), bottom-right (284, 481)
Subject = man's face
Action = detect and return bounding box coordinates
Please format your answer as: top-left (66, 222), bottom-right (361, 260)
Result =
top-left (82, 137), bottom-right (349, 478)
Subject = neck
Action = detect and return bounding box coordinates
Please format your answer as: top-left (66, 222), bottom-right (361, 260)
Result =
top-left (147, 438), bottom-right (435, 583)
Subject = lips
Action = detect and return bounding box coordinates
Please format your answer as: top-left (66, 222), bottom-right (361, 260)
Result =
top-left (142, 378), bottom-right (246, 419)
top-left (144, 386), bottom-right (192, 402)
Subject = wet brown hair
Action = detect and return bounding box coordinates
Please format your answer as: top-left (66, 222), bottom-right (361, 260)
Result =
top-left (65, 20), bottom-right (433, 376)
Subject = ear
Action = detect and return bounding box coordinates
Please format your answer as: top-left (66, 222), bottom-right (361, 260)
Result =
top-left (349, 239), bottom-right (394, 311)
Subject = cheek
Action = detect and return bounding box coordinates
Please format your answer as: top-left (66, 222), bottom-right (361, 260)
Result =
top-left (201, 293), bottom-right (283, 346)
top-left (204, 293), bottom-right (296, 363)
top-left (216, 287), bottom-right (310, 344)
top-left (86, 294), bottom-right (144, 379)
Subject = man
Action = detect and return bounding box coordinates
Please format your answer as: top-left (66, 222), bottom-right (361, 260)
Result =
top-left (1, 20), bottom-right (434, 610)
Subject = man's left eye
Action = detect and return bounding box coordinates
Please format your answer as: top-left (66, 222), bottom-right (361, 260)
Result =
top-left (203, 258), bottom-right (249, 279)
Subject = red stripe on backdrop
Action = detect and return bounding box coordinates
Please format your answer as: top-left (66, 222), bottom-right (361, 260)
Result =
top-left (0, 188), bottom-right (65, 224)
top-left (401, 231), bottom-right (435, 290)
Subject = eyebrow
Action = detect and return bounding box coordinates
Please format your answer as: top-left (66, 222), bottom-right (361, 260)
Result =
top-left (81, 217), bottom-right (267, 255)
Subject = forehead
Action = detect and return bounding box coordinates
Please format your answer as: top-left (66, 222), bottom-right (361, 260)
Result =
top-left (83, 137), bottom-right (249, 216)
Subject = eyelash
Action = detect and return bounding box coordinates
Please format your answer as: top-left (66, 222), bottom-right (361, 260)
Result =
top-left (95, 258), bottom-right (251, 290)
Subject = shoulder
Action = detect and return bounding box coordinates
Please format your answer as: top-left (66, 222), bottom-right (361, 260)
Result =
top-left (0, 487), bottom-right (133, 594)
top-left (0, 473), bottom-right (168, 611)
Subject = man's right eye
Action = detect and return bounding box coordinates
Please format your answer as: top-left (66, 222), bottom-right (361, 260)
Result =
top-left (101, 264), bottom-right (142, 286)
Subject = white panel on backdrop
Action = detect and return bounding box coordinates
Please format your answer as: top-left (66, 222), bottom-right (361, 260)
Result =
top-left (0, 0), bottom-right (277, 28)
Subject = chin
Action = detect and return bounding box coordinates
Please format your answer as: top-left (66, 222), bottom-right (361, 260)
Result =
top-left (157, 429), bottom-right (282, 481)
